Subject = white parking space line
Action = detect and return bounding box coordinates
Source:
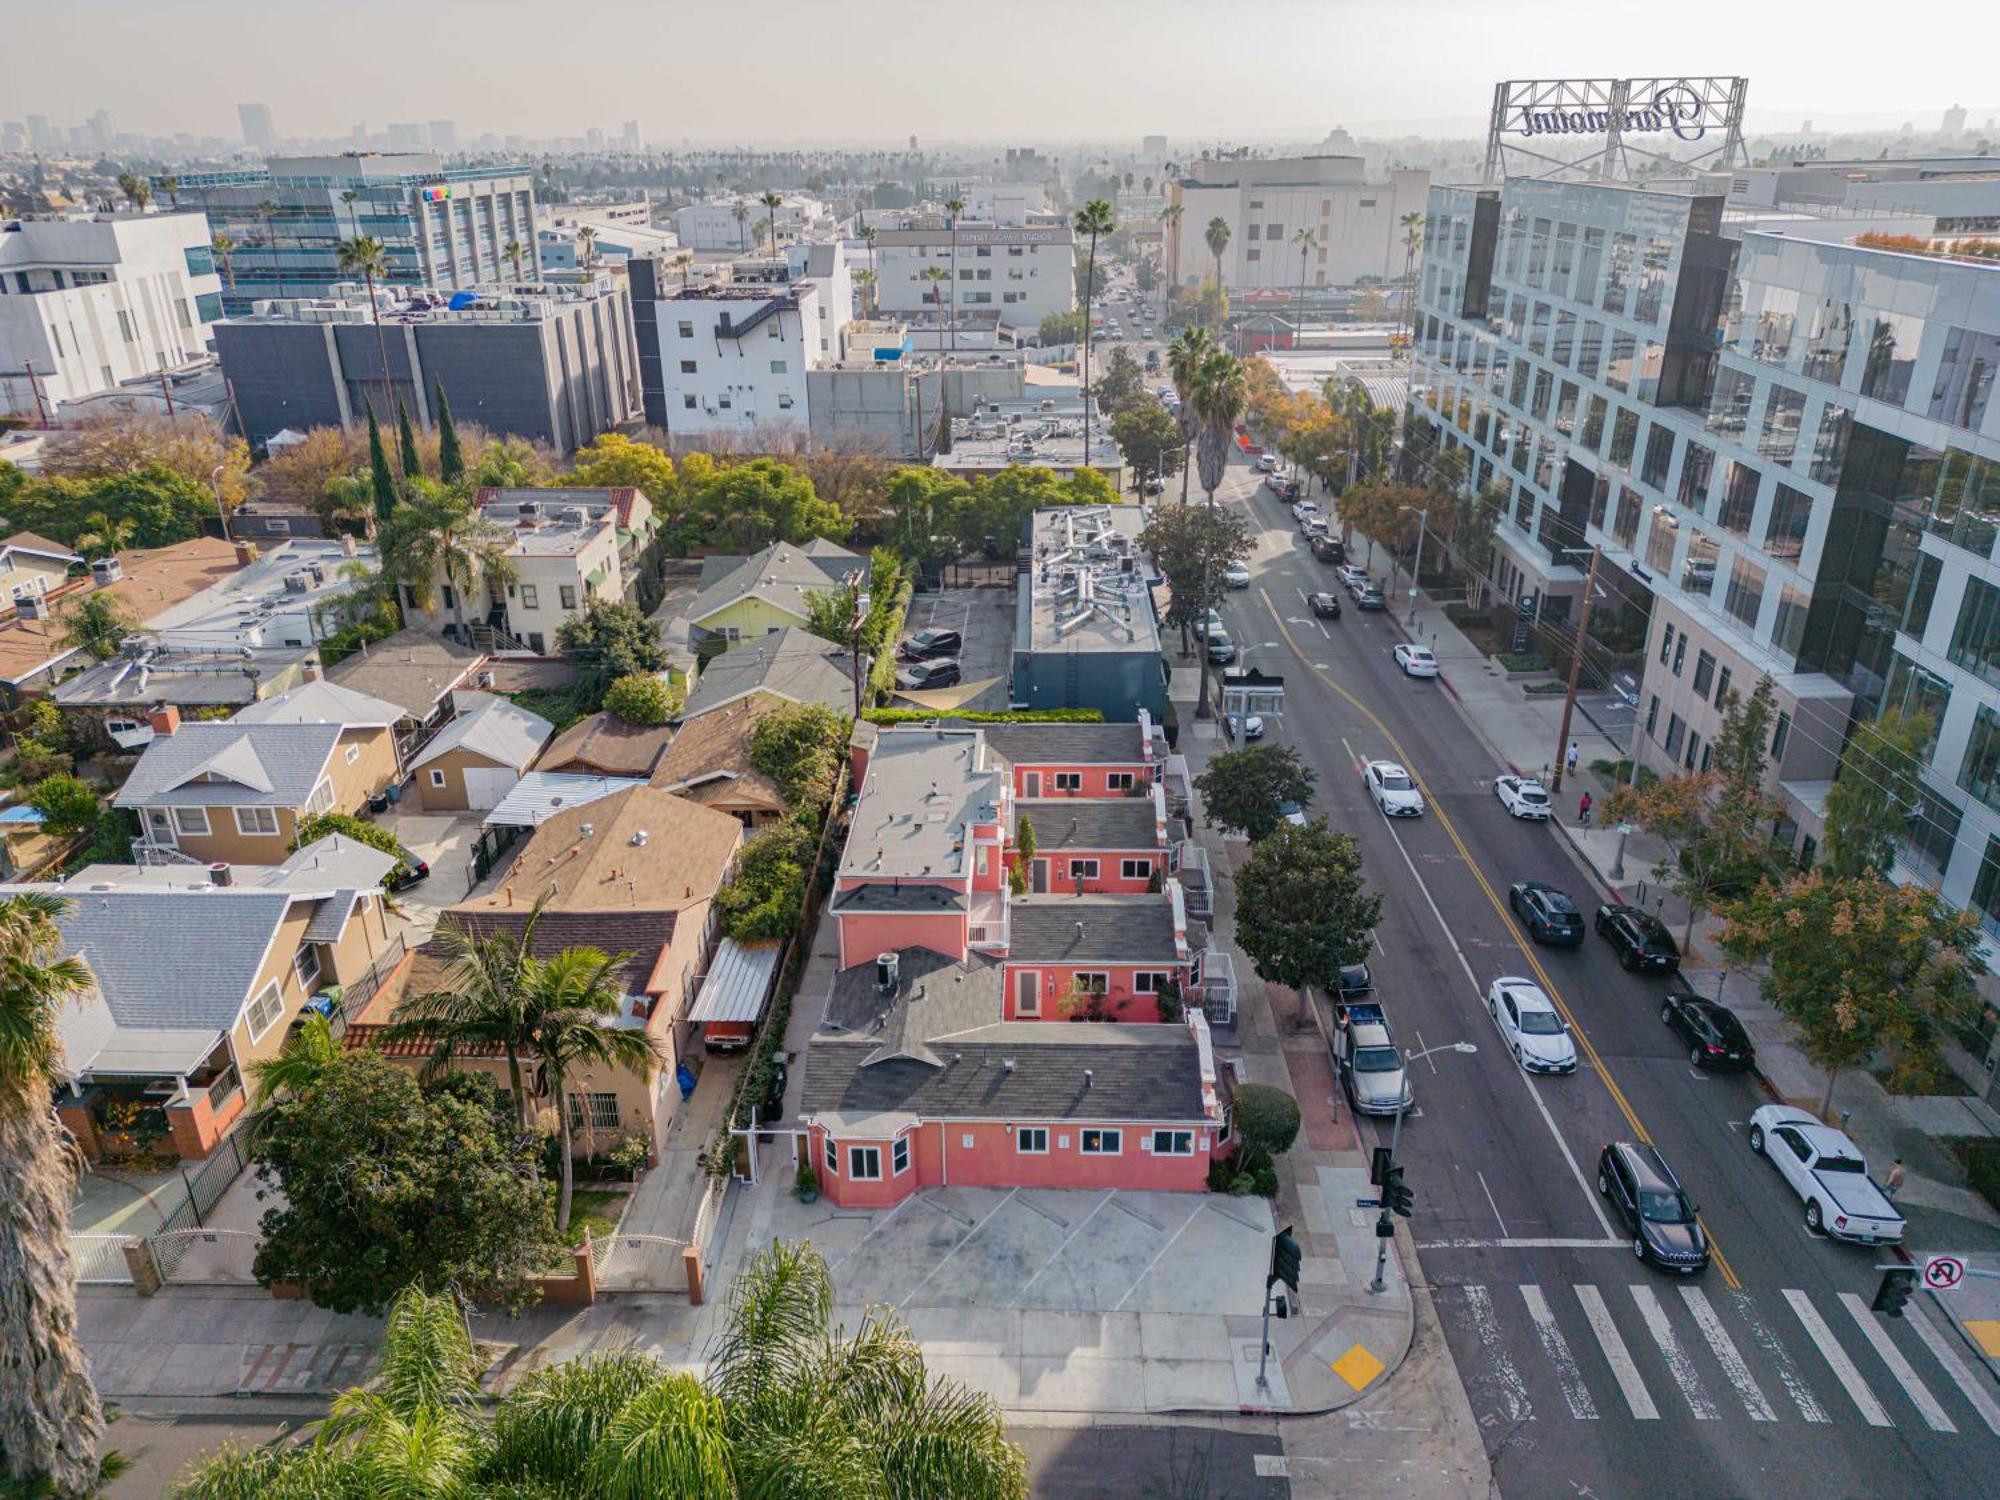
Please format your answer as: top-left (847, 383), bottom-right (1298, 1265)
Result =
top-left (1630, 1283), bottom-right (1720, 1419)
top-left (827, 1194), bottom-right (920, 1276)
top-left (1784, 1288), bottom-right (1891, 1427)
top-left (1838, 1291), bottom-right (1956, 1433)
top-left (1730, 1290), bottom-right (1831, 1423)
top-left (1520, 1284), bottom-right (1599, 1420)
top-left (1462, 1285), bottom-right (1533, 1424)
top-left (1905, 1300), bottom-right (2000, 1437)
top-left (1679, 1286), bottom-right (1776, 1421)
top-left (894, 1188), bottom-right (1018, 1309)
top-left (1012, 1191), bottom-right (1115, 1301)
top-left (1418, 1237), bottom-right (1628, 1251)
top-left (1109, 1198), bottom-right (1210, 1312)
top-left (1576, 1284), bottom-right (1658, 1420)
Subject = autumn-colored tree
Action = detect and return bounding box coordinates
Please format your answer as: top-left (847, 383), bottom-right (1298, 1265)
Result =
top-left (40, 411), bottom-right (253, 512)
top-left (1334, 481), bottom-right (1427, 567)
top-left (254, 427), bottom-right (369, 508)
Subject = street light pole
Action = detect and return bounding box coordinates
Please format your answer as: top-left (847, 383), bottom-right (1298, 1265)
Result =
top-left (1549, 544), bottom-right (1601, 797)
top-left (1370, 1040), bottom-right (1476, 1295)
top-left (1399, 503), bottom-right (1431, 627)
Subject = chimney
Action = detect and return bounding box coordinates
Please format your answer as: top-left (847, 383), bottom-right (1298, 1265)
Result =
top-left (234, 541), bottom-right (260, 568)
top-left (206, 861), bottom-right (232, 887)
top-left (340, 535), bottom-right (359, 558)
top-left (876, 951), bottom-right (900, 993)
top-left (147, 704), bottom-right (180, 738)
top-left (1083, 1068), bottom-right (1093, 1089)
top-left (302, 660), bottom-right (322, 682)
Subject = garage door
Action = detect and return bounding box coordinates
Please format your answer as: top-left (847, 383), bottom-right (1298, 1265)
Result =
top-left (462, 767), bottom-right (519, 811)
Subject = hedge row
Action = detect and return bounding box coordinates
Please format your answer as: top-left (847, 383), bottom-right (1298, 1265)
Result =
top-left (863, 706), bottom-right (1106, 725)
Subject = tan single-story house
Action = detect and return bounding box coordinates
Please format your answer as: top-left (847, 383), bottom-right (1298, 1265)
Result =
top-left (649, 690), bottom-right (789, 829)
top-left (408, 694), bottom-right (553, 812)
top-left (535, 710), bottom-right (677, 779)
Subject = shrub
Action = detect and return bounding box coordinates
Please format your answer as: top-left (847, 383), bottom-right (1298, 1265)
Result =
top-left (28, 772), bottom-right (101, 838)
top-left (603, 672), bottom-right (677, 727)
top-left (1522, 680), bottom-right (1569, 696)
top-left (1498, 652), bottom-right (1552, 673)
top-left (1232, 1083), bottom-right (1301, 1156)
top-left (795, 1159), bottom-right (821, 1200)
top-left (863, 706), bottom-right (1105, 725)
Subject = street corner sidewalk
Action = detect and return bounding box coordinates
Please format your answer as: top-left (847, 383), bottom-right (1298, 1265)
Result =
top-left (1933, 1254), bottom-right (2000, 1383)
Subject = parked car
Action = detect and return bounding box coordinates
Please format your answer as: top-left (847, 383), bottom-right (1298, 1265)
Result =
top-left (1311, 534), bottom-right (1347, 563)
top-left (1333, 1002), bottom-right (1412, 1117)
top-left (1279, 478), bottom-right (1304, 502)
top-left (1223, 562), bottom-right (1252, 589)
top-left (1493, 775), bottom-right (1552, 820)
top-left (1355, 583), bottom-right (1386, 611)
top-left (1365, 759), bottom-right (1424, 817)
top-left (1596, 904), bottom-right (1682, 972)
top-left (387, 847), bottom-right (431, 892)
top-left (760, 1056), bottom-right (789, 1123)
top-left (1256, 453), bottom-right (1279, 472)
top-left (1393, 643), bottom-right (1439, 677)
top-left (1661, 990), bottom-right (1754, 1069)
top-left (1337, 564), bottom-right (1370, 593)
top-left (1279, 798), bottom-right (1307, 828)
top-left (895, 658), bottom-right (962, 690)
top-left (1225, 712), bottom-right (1265, 741)
top-left (1206, 632), bottom-right (1238, 665)
top-left (1195, 608), bottom-right (1224, 639)
top-left (1309, 591), bottom-right (1343, 619)
top-left (1509, 880), bottom-right (1585, 945)
top-left (1598, 1142), bottom-right (1710, 1274)
top-left (897, 628), bottom-right (963, 661)
top-left (1291, 499), bottom-right (1321, 522)
top-left (1748, 1104), bottom-right (1905, 1244)
top-left (1486, 977), bottom-right (1578, 1073)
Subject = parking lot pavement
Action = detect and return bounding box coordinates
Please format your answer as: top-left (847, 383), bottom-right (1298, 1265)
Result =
top-left (376, 809), bottom-right (491, 926)
top-left (902, 587), bottom-right (1015, 712)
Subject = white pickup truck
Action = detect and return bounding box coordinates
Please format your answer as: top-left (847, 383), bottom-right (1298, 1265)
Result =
top-left (1747, 1104), bottom-right (1906, 1245)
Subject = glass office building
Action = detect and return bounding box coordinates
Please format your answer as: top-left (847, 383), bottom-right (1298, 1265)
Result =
top-left (1408, 175), bottom-right (2000, 929)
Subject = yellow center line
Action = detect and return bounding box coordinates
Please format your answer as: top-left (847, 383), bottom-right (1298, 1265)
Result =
top-left (1257, 587), bottom-right (1742, 1290)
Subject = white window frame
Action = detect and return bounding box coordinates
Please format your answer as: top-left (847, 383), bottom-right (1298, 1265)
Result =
top-left (233, 806), bottom-right (280, 836)
top-left (848, 1145), bottom-right (883, 1181)
top-left (1016, 1126), bottom-right (1049, 1154)
top-left (1150, 1129), bottom-right (1195, 1156)
top-left (560, 585), bottom-right (578, 611)
top-left (344, 744), bottom-right (361, 765)
top-left (1107, 771), bottom-right (1136, 791)
top-left (172, 806), bottom-right (211, 836)
top-left (1121, 858), bottom-right (1152, 881)
top-left (429, 768), bottom-right (448, 789)
top-left (567, 1092), bottom-right (622, 1131)
top-left (293, 942), bottom-right (321, 990)
top-left (1133, 971), bottom-right (1172, 994)
top-left (1053, 772), bottom-right (1083, 791)
top-left (1079, 1127), bottom-right (1123, 1156)
top-left (824, 1135), bottom-right (838, 1174)
top-left (519, 584), bottom-right (539, 609)
top-left (307, 779), bottom-right (336, 816)
top-left (1072, 971), bottom-right (1109, 996)
top-left (244, 979), bottom-right (285, 1043)
top-left (892, 1136), bottom-right (910, 1175)
top-left (1068, 857), bottom-right (1100, 880)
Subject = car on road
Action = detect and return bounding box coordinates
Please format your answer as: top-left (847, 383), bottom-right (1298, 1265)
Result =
top-left (1493, 775), bottom-right (1552, 820)
top-left (1290, 496), bottom-right (1319, 517)
top-left (1195, 608), bottom-right (1224, 639)
top-left (1508, 880), bottom-right (1585, 945)
top-left (1205, 631), bottom-right (1237, 665)
top-left (1393, 643), bottom-right (1439, 677)
top-left (1223, 562), bottom-right (1252, 589)
top-left (897, 627), bottom-right (963, 661)
top-left (1597, 1142), bottom-right (1710, 1274)
top-left (1141, 476), bottom-right (1165, 496)
top-left (1596, 904), bottom-right (1682, 972)
top-left (1364, 759), bottom-right (1425, 817)
top-left (1336, 564), bottom-right (1370, 593)
top-left (1486, 977), bottom-right (1578, 1074)
top-left (1355, 583), bottom-right (1386, 611)
top-left (1311, 533), bottom-right (1347, 564)
top-left (1301, 517), bottom-right (1330, 541)
top-left (1309, 591), bottom-right (1342, 619)
top-left (895, 658), bottom-right (962, 691)
top-left (1338, 961), bottom-right (1373, 997)
top-left (1225, 712), bottom-right (1265, 741)
top-left (1660, 989), bottom-right (1755, 1070)
top-left (1333, 1002), bottom-right (1412, 1117)
top-left (386, 846), bottom-right (431, 892)
top-left (1278, 798), bottom-right (1307, 828)
top-left (1748, 1104), bottom-right (1905, 1244)
top-left (1255, 453), bottom-right (1278, 472)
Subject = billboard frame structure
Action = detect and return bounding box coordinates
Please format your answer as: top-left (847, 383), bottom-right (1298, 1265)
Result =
top-left (1484, 77), bottom-right (1749, 185)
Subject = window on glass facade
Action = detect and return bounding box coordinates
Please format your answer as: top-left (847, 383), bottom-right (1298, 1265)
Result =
top-left (1772, 585), bottom-right (1810, 661)
top-left (1927, 327), bottom-right (1998, 433)
top-left (1576, 318), bottom-right (1603, 378)
top-left (1959, 704), bottom-right (2000, 816)
top-left (1589, 471), bottom-right (1612, 531)
top-left (1610, 408), bottom-right (1640, 467)
top-left (1641, 425), bottom-right (1675, 488)
top-left (1723, 555), bottom-right (1766, 631)
top-left (1635, 239), bottom-right (1672, 324)
top-left (1532, 369), bottom-right (1554, 421)
top-left (1706, 366), bottom-right (1755, 442)
top-left (1949, 575), bottom-right (2000, 689)
top-left (1882, 656), bottom-right (1950, 762)
top-left (1905, 787), bottom-right (1962, 885)
top-left (1575, 228), bottom-right (1604, 304)
top-left (1681, 531), bottom-right (1719, 596)
top-left (1676, 442), bottom-right (1717, 512)
top-left (1757, 384), bottom-right (1807, 466)
top-left (1927, 449), bottom-right (2000, 560)
top-left (1550, 223), bottom-right (1576, 293)
top-left (1554, 381), bottom-right (1579, 437)
top-left (1606, 330), bottom-right (1637, 393)
top-left (1603, 233), bottom-right (1635, 315)
top-left (1751, 286), bottom-right (1800, 365)
top-left (1645, 511), bottom-right (1680, 574)
top-left (1528, 303), bottom-right (1550, 357)
top-left (1613, 485), bottom-right (1642, 548)
top-left (1526, 218), bottom-right (1550, 287)
top-left (1860, 311), bottom-right (1923, 406)
top-left (1552, 310), bottom-right (1576, 368)
top-left (1581, 395), bottom-right (1607, 453)
top-left (1764, 483), bottom-right (1813, 561)
top-left (1802, 296), bottom-right (1853, 383)
top-left (1717, 461), bottom-right (1759, 537)
top-left (1808, 404), bottom-right (1852, 486)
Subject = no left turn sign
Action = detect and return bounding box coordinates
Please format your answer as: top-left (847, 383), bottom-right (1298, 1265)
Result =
top-left (1923, 1254), bottom-right (1966, 1290)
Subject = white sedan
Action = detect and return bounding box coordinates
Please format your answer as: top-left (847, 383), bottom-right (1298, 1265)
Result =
top-left (1494, 775), bottom-right (1552, 820)
top-left (1223, 563), bottom-right (1252, 589)
top-left (1337, 564), bottom-right (1371, 593)
top-left (1393, 643), bottom-right (1439, 678)
top-left (1255, 454), bottom-right (1279, 472)
top-left (1486, 978), bottom-right (1578, 1074)
top-left (1364, 759), bottom-right (1425, 818)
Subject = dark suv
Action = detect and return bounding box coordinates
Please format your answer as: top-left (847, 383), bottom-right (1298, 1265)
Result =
top-left (1508, 881), bottom-right (1585, 946)
top-left (1598, 1142), bottom-right (1709, 1274)
top-left (898, 628), bottom-right (963, 661)
top-left (1596, 904), bottom-right (1681, 972)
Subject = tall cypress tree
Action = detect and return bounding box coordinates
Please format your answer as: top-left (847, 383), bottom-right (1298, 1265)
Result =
top-left (366, 406), bottom-right (398, 522)
top-left (397, 399), bottom-right (422, 481)
top-left (435, 380), bottom-right (465, 484)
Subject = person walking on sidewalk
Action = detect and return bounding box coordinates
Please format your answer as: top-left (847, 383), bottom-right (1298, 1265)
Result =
top-left (1566, 740), bottom-right (1580, 777)
top-left (1885, 1157), bottom-right (1906, 1199)
top-left (1578, 791), bottom-right (1593, 827)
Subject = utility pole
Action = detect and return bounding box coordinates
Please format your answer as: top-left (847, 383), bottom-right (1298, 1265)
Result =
top-left (843, 569), bottom-right (870, 719)
top-left (158, 367), bottom-right (177, 422)
top-left (1550, 544), bottom-right (1602, 797)
top-left (21, 364), bottom-right (49, 429)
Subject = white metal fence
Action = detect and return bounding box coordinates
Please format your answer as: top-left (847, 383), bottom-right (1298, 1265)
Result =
top-left (71, 1234), bottom-right (134, 1285)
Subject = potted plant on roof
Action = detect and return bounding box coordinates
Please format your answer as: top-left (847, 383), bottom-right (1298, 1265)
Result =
top-left (794, 1156), bottom-right (820, 1203)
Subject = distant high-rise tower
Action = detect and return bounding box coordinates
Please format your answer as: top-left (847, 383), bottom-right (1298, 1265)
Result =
top-left (86, 109), bottom-right (115, 150)
top-left (586, 126), bottom-right (606, 151)
top-left (238, 103), bottom-right (276, 150)
top-left (387, 122), bottom-right (428, 150)
top-left (25, 114), bottom-right (54, 150)
top-left (622, 120), bottom-right (641, 151)
top-left (1943, 104), bottom-right (1968, 137)
top-left (427, 119), bottom-right (457, 151)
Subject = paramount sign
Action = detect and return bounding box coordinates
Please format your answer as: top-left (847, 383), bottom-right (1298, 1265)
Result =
top-left (1516, 85), bottom-right (1709, 141)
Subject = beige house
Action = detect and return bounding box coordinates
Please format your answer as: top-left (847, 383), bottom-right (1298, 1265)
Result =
top-left (536, 711), bottom-right (677, 779)
top-left (649, 690), bottom-right (790, 829)
top-left (408, 694), bottom-right (552, 812)
top-left (0, 531), bottom-right (81, 616)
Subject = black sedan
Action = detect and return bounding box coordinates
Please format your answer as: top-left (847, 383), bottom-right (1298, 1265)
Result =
top-left (1309, 591), bottom-right (1343, 619)
top-left (1661, 990), bottom-right (1756, 1070)
top-left (1508, 880), bottom-right (1585, 945)
top-left (386, 846), bottom-right (431, 892)
top-left (897, 628), bottom-right (963, 661)
top-left (1598, 1141), bottom-right (1710, 1273)
top-left (1595, 903), bottom-right (1682, 972)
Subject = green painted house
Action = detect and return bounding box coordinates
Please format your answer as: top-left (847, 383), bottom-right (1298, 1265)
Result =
top-left (688, 538), bottom-right (866, 645)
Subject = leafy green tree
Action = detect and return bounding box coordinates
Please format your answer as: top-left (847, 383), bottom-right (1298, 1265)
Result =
top-left (803, 584), bottom-right (860, 650)
top-left (748, 702), bottom-right (848, 810)
top-left (684, 457), bottom-right (846, 551)
top-left (557, 597), bottom-right (668, 681)
top-left (1108, 395), bottom-right (1185, 485)
top-left (0, 893), bottom-right (106, 1498)
top-left (1821, 709), bottom-right (1931, 880)
top-left (27, 774), bottom-right (100, 839)
top-left (397, 400), bottom-right (422, 482)
top-left (435, 381), bottom-right (465, 483)
top-left (569, 432), bottom-right (678, 508)
top-left (376, 479), bottom-right (518, 641)
top-left (57, 589), bottom-right (134, 663)
top-left (1194, 744), bottom-right (1316, 842)
top-left (246, 1011), bottom-right (341, 1112)
top-left (1095, 344), bottom-right (1146, 411)
top-left (1231, 1083), bottom-right (1301, 1156)
top-left (470, 436), bottom-right (559, 489)
top-left (366, 406), bottom-right (398, 520)
top-left (1037, 309), bottom-right (1085, 346)
top-left (1234, 818), bottom-right (1382, 1025)
top-left (1139, 501), bottom-right (1252, 717)
top-left (250, 1053), bottom-right (562, 1314)
top-left (717, 818), bottom-right (817, 941)
top-left (602, 673), bottom-right (678, 727)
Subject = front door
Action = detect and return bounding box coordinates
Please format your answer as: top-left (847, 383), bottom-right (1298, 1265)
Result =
top-left (1023, 772), bottom-right (1042, 797)
top-left (1031, 858), bottom-right (1048, 893)
top-left (143, 808), bottom-right (176, 847)
top-left (1016, 971), bottom-right (1040, 1017)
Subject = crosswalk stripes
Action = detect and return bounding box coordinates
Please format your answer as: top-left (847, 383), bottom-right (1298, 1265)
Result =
top-left (1438, 1281), bottom-right (2000, 1438)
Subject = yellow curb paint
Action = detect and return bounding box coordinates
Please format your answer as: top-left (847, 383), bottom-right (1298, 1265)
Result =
top-left (1965, 1320), bottom-right (2000, 1358)
top-left (1330, 1343), bottom-right (1386, 1392)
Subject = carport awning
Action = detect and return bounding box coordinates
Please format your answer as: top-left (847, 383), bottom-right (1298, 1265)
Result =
top-left (892, 676), bottom-right (1004, 711)
top-left (81, 1027), bottom-right (223, 1077)
top-left (689, 938), bottom-right (782, 1024)
top-left (483, 772), bottom-right (645, 828)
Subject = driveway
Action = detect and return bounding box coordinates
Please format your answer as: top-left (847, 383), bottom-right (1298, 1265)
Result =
top-left (896, 588), bottom-right (1015, 712)
top-left (376, 809), bottom-right (493, 930)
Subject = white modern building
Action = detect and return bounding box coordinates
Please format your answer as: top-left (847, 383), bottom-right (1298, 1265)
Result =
top-left (537, 214), bottom-right (679, 271)
top-left (1166, 156), bottom-right (1431, 292)
top-left (870, 224), bottom-right (1075, 330)
top-left (0, 213), bottom-right (225, 418)
top-left (674, 195), bottom-right (824, 254)
top-left (784, 240), bottom-right (854, 363)
top-left (634, 281), bottom-right (820, 438)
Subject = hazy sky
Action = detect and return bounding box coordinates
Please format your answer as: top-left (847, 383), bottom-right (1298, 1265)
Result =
top-left (12, 0), bottom-right (1994, 144)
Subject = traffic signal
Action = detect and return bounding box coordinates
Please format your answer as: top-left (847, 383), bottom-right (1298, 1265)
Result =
top-left (1384, 1165), bottom-right (1414, 1219)
top-left (1871, 1266), bottom-right (1917, 1318)
top-left (1268, 1227), bottom-right (1303, 1294)
top-left (1370, 1146), bottom-right (1394, 1187)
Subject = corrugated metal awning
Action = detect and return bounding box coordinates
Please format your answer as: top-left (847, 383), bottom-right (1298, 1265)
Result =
top-left (482, 772), bottom-right (645, 829)
top-left (688, 938), bottom-right (782, 1024)
top-left (82, 1027), bottom-right (223, 1077)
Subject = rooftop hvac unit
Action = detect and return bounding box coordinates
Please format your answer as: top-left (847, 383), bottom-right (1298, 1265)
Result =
top-left (90, 557), bottom-right (124, 585)
top-left (282, 572), bottom-right (311, 595)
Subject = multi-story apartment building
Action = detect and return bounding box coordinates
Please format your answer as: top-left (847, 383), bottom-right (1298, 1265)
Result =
top-left (173, 154), bottom-right (539, 312)
top-left (629, 279), bottom-right (820, 438)
top-left (673, 195), bottom-right (823, 253)
top-left (0, 213), bottom-right (225, 416)
top-left (1165, 156), bottom-right (1431, 293)
top-left (1407, 169), bottom-right (2000, 930)
top-left (870, 224), bottom-right (1075, 330)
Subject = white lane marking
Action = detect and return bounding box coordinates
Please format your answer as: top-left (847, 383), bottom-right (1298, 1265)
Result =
top-left (894, 1188), bottom-right (1019, 1309)
top-left (1012, 1191), bottom-right (1115, 1301)
top-left (1838, 1291), bottom-right (1956, 1433)
top-left (1679, 1286), bottom-right (1776, 1422)
top-left (1521, 1285), bottom-right (1599, 1420)
top-left (1338, 734), bottom-right (1614, 1239)
top-left (1784, 1288), bottom-right (1891, 1427)
top-left (1476, 1171), bottom-right (1510, 1237)
top-left (1731, 1290), bottom-right (1830, 1423)
top-left (1418, 1237), bottom-right (1628, 1250)
top-left (1905, 1300), bottom-right (2000, 1437)
top-left (1630, 1283), bottom-right (1720, 1419)
top-left (1576, 1284), bottom-right (1658, 1420)
top-left (1461, 1284), bottom-right (1533, 1424)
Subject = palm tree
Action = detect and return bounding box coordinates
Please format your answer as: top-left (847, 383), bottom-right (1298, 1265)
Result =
top-left (339, 188), bottom-right (360, 237)
top-left (1204, 215), bottom-right (1232, 297)
top-left (731, 199), bottom-right (749, 251)
top-left (1166, 326), bottom-right (1212, 504)
top-left (1158, 200), bottom-right (1184, 297)
top-left (860, 222), bottom-right (878, 292)
top-left (375, 479), bottom-right (519, 644)
top-left (1071, 198), bottom-right (1116, 469)
top-left (921, 263), bottom-right (950, 331)
top-left (115, 171), bottom-right (150, 211)
top-left (210, 232), bottom-right (236, 292)
top-left (1398, 211), bottom-right (1425, 348)
top-left (945, 195), bottom-right (966, 355)
top-left (673, 249), bottom-right (695, 289)
top-left (1292, 226), bottom-right (1320, 353)
top-left (577, 225), bottom-right (598, 270)
top-left (1190, 347), bottom-right (1246, 506)
top-left (521, 946), bottom-right (665, 1231)
top-left (503, 238), bottom-right (526, 281)
top-left (759, 190), bottom-right (783, 257)
top-left (257, 198), bottom-right (282, 297)
top-left (0, 892), bottom-right (106, 1498)
top-left (853, 266), bottom-right (877, 319)
top-left (159, 175), bottom-right (180, 210)
top-left (336, 234), bottom-right (395, 416)
top-left (72, 509), bottom-right (136, 558)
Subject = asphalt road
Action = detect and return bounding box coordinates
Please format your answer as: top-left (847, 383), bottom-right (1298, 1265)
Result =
top-left (1200, 454), bottom-right (2000, 1499)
